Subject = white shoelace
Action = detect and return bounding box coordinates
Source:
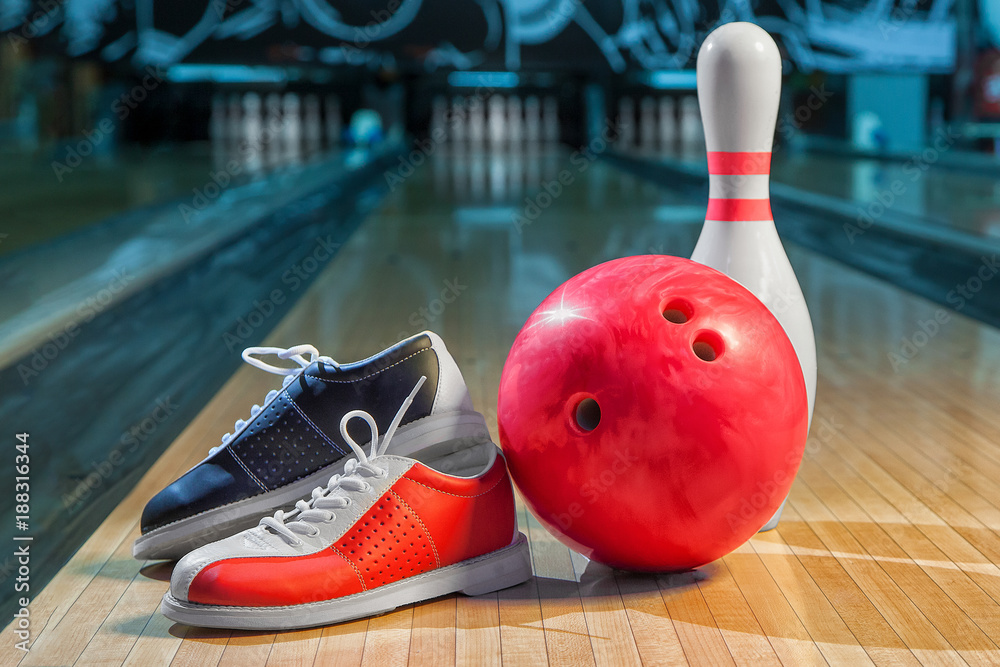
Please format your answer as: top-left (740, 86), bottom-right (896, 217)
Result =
top-left (209, 344), bottom-right (339, 457)
top-left (259, 376), bottom-right (427, 546)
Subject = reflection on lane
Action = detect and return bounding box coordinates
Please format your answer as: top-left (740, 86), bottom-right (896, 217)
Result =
top-left (772, 152), bottom-right (1000, 240)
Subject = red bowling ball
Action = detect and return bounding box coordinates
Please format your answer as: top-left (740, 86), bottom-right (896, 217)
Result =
top-left (497, 255), bottom-right (808, 571)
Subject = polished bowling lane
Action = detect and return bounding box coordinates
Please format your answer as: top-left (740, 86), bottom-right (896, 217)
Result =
top-left (8, 147), bottom-right (1000, 666)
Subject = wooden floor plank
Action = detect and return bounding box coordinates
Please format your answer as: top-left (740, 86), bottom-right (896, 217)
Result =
top-left (659, 573), bottom-right (737, 667)
top-left (121, 612), bottom-right (185, 667)
top-left (812, 437), bottom-right (1000, 645)
top-left (759, 518), bottom-right (921, 667)
top-left (614, 572), bottom-right (688, 666)
top-left (497, 567), bottom-right (547, 665)
top-left (19, 536), bottom-right (140, 666)
top-left (217, 630), bottom-right (275, 667)
top-left (170, 626), bottom-right (230, 667)
top-left (747, 532), bottom-right (872, 664)
top-left (312, 619), bottom-right (367, 667)
top-left (359, 607), bottom-right (412, 667)
top-left (694, 557), bottom-right (783, 666)
top-left (73, 564), bottom-right (167, 666)
top-left (790, 484), bottom-right (970, 666)
top-left (408, 597), bottom-right (457, 666)
top-left (721, 545), bottom-right (828, 665)
top-left (576, 564), bottom-right (643, 667)
top-left (264, 627), bottom-right (323, 667)
top-left (522, 509), bottom-right (596, 667)
top-left (799, 465), bottom-right (1000, 663)
top-left (456, 594), bottom-right (501, 666)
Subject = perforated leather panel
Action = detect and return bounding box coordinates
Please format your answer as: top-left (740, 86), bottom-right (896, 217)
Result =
top-left (336, 491), bottom-right (439, 589)
top-left (230, 392), bottom-right (344, 489)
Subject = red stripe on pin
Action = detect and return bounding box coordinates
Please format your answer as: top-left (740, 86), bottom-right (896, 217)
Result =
top-left (706, 198), bottom-right (773, 221)
top-left (707, 151), bottom-right (771, 175)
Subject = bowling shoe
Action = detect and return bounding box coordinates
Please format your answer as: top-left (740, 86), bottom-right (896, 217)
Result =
top-left (135, 331), bottom-right (488, 561)
top-left (161, 378), bottom-right (531, 629)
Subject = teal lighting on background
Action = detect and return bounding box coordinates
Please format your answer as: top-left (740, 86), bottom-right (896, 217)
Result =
top-left (166, 65), bottom-right (290, 84)
top-left (641, 70), bottom-right (697, 90)
top-left (448, 71), bottom-right (520, 88)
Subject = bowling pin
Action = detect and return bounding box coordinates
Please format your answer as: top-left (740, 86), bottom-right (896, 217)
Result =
top-left (658, 96), bottom-right (676, 152)
top-left (689, 22), bottom-right (816, 531)
top-left (490, 153), bottom-right (505, 201)
top-left (488, 94), bottom-right (506, 149)
top-left (508, 95), bottom-right (524, 148)
top-left (282, 92), bottom-right (302, 163)
top-left (242, 92), bottom-right (263, 173)
top-left (679, 95), bottom-right (702, 155)
top-left (264, 93), bottom-right (283, 168)
top-left (450, 96), bottom-right (468, 145)
top-left (639, 96), bottom-right (656, 153)
top-left (542, 96), bottom-right (559, 144)
top-left (469, 97), bottom-right (486, 147)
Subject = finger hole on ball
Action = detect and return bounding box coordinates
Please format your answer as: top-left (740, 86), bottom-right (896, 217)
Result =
top-left (661, 298), bottom-right (693, 324)
top-left (574, 397), bottom-right (602, 432)
top-left (692, 331), bottom-right (724, 362)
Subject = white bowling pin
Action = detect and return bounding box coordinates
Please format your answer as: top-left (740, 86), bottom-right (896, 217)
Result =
top-left (689, 22), bottom-right (816, 531)
top-left (469, 97), bottom-right (486, 147)
top-left (242, 92), bottom-right (263, 173)
top-left (508, 95), bottom-right (524, 148)
top-left (264, 93), bottom-right (282, 168)
top-left (282, 93), bottom-right (302, 163)
top-left (490, 153), bottom-right (505, 200)
top-left (679, 95), bottom-right (702, 155)
top-left (488, 95), bottom-right (506, 149)
top-left (658, 96), bottom-right (676, 152)
top-left (450, 96), bottom-right (468, 145)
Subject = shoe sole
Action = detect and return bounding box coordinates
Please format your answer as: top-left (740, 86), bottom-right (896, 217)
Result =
top-left (161, 532), bottom-right (532, 630)
top-left (134, 411), bottom-right (489, 561)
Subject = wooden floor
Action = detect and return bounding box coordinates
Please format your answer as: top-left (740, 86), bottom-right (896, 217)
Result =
top-left (5, 150), bottom-right (1000, 666)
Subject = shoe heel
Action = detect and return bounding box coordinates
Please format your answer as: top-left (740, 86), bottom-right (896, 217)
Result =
top-left (460, 533), bottom-right (533, 596)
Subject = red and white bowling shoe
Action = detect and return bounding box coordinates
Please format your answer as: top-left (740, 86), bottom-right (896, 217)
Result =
top-left (161, 378), bottom-right (531, 630)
